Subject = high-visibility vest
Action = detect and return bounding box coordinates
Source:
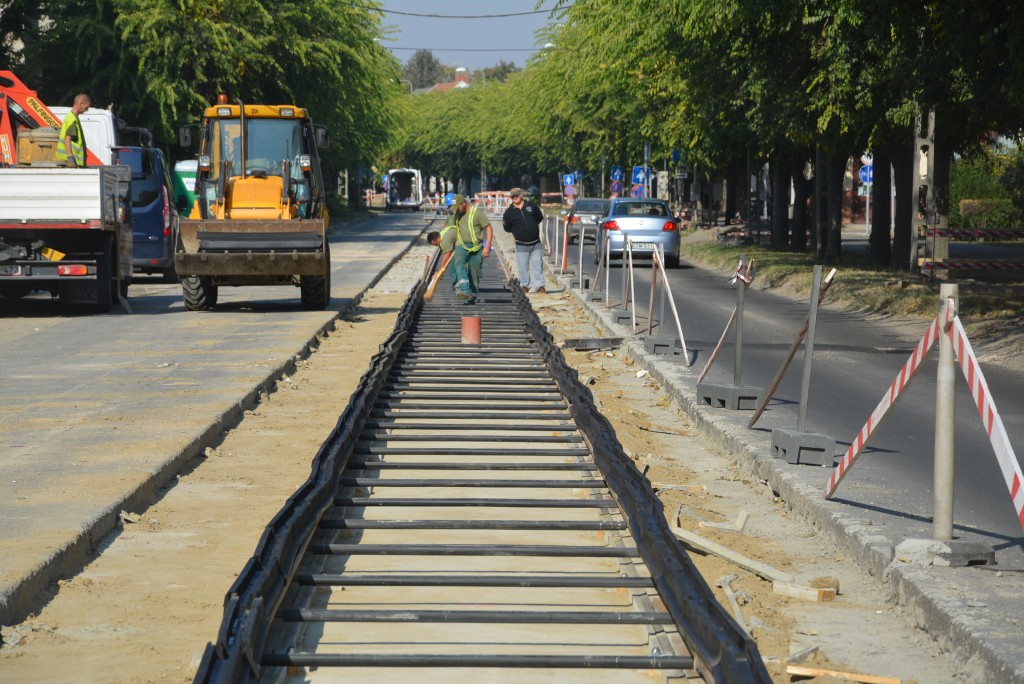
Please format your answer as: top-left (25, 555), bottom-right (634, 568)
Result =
top-left (456, 206), bottom-right (483, 252)
top-left (56, 111), bottom-right (86, 166)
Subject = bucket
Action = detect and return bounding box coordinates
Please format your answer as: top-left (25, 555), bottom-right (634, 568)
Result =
top-left (461, 316), bottom-right (481, 344)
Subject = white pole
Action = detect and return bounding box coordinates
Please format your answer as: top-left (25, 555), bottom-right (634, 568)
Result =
top-left (933, 284), bottom-right (959, 541)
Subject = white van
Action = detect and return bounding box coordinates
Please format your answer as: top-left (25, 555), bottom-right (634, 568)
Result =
top-left (49, 107), bottom-right (119, 165)
top-left (385, 168), bottom-right (423, 211)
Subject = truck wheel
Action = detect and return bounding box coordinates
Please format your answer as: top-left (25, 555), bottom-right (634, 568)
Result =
top-left (664, 253), bottom-right (680, 269)
top-left (300, 243), bottom-right (331, 310)
top-left (182, 276), bottom-right (216, 311)
top-left (94, 235), bottom-right (115, 313)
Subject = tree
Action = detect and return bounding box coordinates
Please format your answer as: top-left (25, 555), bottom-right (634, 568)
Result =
top-left (0, 0), bottom-right (40, 72)
top-left (403, 49), bottom-right (445, 89)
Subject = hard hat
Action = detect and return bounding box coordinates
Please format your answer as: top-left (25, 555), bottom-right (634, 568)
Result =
top-left (445, 192), bottom-right (456, 208)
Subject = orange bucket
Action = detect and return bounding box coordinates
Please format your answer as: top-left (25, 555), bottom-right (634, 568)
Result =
top-left (461, 316), bottom-right (481, 344)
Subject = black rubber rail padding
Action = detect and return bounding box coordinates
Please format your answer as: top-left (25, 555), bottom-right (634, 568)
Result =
top-left (280, 608), bottom-right (672, 624)
top-left (261, 653), bottom-right (695, 669)
top-left (350, 462), bottom-right (596, 470)
top-left (295, 574), bottom-right (654, 588)
top-left (340, 477), bottom-right (603, 487)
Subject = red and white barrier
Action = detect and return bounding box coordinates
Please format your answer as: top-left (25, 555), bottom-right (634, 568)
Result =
top-left (920, 260), bottom-right (1024, 272)
top-left (824, 302), bottom-right (946, 498)
top-left (826, 298), bottom-right (1024, 532)
top-left (925, 228), bottom-right (1024, 240)
top-left (947, 314), bottom-right (1024, 529)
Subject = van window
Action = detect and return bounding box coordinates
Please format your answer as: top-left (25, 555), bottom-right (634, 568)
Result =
top-left (114, 148), bottom-right (163, 207)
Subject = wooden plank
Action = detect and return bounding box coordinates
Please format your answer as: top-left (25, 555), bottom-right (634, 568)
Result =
top-left (786, 664), bottom-right (902, 683)
top-left (671, 525), bottom-right (794, 583)
top-left (772, 581), bottom-right (836, 602)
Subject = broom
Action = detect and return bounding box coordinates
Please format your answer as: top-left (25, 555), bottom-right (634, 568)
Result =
top-left (424, 257), bottom-right (451, 301)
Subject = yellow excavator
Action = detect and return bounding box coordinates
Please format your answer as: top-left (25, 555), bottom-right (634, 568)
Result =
top-left (175, 95), bottom-right (330, 310)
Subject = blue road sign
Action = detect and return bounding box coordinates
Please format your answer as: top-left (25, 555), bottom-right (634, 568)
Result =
top-left (609, 179), bottom-right (624, 196)
top-left (631, 184), bottom-right (645, 199)
top-left (564, 185), bottom-right (576, 197)
top-left (574, 169), bottom-right (583, 182)
top-left (382, 174), bottom-right (388, 188)
top-left (611, 165), bottom-right (624, 182)
top-left (859, 164), bottom-right (873, 184)
top-left (632, 166), bottom-right (648, 185)
top-left (563, 173), bottom-right (575, 186)
top-left (672, 149), bottom-right (681, 163)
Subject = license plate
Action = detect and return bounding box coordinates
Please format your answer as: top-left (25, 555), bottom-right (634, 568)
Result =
top-left (632, 242), bottom-right (657, 250)
top-left (0, 264), bottom-right (22, 276)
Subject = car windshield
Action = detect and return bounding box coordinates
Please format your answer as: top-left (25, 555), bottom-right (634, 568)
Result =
top-left (613, 202), bottom-right (667, 217)
top-left (208, 118), bottom-right (306, 180)
top-left (574, 199), bottom-right (608, 213)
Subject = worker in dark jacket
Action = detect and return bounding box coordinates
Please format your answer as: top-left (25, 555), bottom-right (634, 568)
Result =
top-left (502, 188), bottom-right (546, 293)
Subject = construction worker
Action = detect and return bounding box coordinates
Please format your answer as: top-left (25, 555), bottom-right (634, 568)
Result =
top-left (56, 93), bottom-right (90, 168)
top-left (451, 195), bottom-right (492, 304)
top-left (435, 195), bottom-right (460, 290)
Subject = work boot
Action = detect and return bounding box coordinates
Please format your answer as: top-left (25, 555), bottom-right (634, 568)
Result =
top-left (536, 286), bottom-right (546, 294)
top-left (522, 285), bottom-right (529, 293)
top-left (457, 290), bottom-right (473, 301)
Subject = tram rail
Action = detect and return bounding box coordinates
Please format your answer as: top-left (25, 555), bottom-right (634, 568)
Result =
top-left (194, 251), bottom-right (770, 683)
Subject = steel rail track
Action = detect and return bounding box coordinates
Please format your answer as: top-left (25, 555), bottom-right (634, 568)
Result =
top-left (194, 251), bottom-right (770, 683)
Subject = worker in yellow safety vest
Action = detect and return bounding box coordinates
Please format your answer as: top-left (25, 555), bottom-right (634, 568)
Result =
top-left (56, 93), bottom-right (90, 168)
top-left (451, 195), bottom-right (493, 304)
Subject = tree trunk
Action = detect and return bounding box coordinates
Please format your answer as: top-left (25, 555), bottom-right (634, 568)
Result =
top-left (824, 153), bottom-right (845, 261)
top-left (891, 140), bottom-right (914, 271)
top-left (725, 159), bottom-right (742, 221)
top-left (790, 156), bottom-right (813, 252)
top-left (869, 146), bottom-right (893, 267)
top-left (770, 155), bottom-right (788, 249)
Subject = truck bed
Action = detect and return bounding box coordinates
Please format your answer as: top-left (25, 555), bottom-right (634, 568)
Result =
top-left (0, 167), bottom-right (124, 223)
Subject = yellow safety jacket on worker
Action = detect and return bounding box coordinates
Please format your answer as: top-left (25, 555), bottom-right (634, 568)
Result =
top-left (455, 206), bottom-right (486, 253)
top-left (56, 111), bottom-right (86, 167)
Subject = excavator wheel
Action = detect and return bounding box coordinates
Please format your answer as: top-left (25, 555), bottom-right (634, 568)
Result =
top-left (182, 275), bottom-right (217, 311)
top-left (300, 243), bottom-right (331, 310)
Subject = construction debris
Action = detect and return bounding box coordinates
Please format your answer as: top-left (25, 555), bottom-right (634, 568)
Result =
top-left (786, 664), bottom-right (902, 683)
top-left (772, 581), bottom-right (836, 602)
top-left (700, 509), bottom-right (750, 532)
top-left (671, 525), bottom-right (794, 583)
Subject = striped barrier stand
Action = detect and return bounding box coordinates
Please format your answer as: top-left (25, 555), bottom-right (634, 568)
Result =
top-left (826, 299), bottom-right (1024, 531)
top-left (946, 314), bottom-right (1024, 531)
top-left (919, 260), bottom-right (1024, 272)
top-left (824, 301), bottom-right (948, 498)
top-left (925, 228), bottom-right (1024, 240)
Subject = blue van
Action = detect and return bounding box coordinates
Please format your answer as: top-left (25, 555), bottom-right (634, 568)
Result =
top-left (111, 146), bottom-right (179, 281)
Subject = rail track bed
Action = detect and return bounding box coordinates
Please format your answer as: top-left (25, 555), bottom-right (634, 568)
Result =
top-left (196, 258), bottom-right (768, 683)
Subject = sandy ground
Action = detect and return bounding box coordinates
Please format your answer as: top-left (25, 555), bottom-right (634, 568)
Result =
top-left (0, 243), bottom-right (963, 683)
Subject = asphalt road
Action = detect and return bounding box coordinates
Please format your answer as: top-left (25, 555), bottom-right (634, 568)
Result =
top-left (0, 211), bottom-right (429, 624)
top-left (563, 230), bottom-right (1024, 568)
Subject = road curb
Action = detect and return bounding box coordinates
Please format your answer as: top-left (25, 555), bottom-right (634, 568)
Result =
top-left (544, 263), bottom-right (1023, 684)
top-left (0, 219), bottom-right (424, 629)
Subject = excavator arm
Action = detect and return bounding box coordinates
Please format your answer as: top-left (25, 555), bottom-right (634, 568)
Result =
top-left (0, 70), bottom-right (104, 166)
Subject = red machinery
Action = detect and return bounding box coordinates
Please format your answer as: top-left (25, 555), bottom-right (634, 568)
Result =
top-left (0, 70), bottom-right (104, 167)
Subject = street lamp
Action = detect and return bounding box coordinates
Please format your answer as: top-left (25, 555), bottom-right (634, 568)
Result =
top-left (399, 79), bottom-right (413, 94)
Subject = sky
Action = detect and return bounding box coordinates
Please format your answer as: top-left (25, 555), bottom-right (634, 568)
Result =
top-left (376, 1), bottom-right (563, 73)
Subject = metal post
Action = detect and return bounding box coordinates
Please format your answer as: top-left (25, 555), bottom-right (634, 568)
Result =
top-left (658, 246), bottom-right (666, 332)
top-left (734, 258), bottom-right (745, 386)
top-left (797, 266), bottom-right (823, 432)
top-left (933, 283), bottom-right (959, 541)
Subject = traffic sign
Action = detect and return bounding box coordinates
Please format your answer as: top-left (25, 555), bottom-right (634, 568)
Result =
top-left (564, 185), bottom-right (575, 197)
top-left (611, 165), bottom-right (624, 181)
top-left (382, 174), bottom-right (388, 189)
top-left (672, 149), bottom-right (681, 163)
top-left (631, 166), bottom-right (648, 185)
top-left (563, 173), bottom-right (575, 186)
top-left (858, 164), bottom-right (873, 184)
top-left (630, 184), bottom-right (645, 199)
top-left (609, 179), bottom-right (623, 196)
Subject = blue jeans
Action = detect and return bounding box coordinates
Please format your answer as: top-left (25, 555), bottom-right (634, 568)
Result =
top-left (453, 245), bottom-right (482, 297)
top-left (515, 242), bottom-right (544, 291)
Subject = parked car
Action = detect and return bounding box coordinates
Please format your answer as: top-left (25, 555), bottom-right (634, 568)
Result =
top-left (565, 197), bottom-right (610, 244)
top-left (595, 198), bottom-right (680, 268)
top-left (111, 146), bottom-right (179, 281)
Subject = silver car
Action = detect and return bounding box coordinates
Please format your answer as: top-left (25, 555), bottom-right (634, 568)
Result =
top-left (595, 198), bottom-right (680, 268)
top-left (565, 197), bottom-right (610, 244)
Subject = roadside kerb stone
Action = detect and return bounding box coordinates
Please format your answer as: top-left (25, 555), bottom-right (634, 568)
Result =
top-left (539, 262), bottom-right (1024, 684)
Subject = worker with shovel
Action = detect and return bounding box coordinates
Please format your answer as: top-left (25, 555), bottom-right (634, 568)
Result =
top-left (451, 194), bottom-right (492, 304)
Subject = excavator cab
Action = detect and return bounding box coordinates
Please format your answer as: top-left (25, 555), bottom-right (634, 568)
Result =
top-left (175, 98), bottom-right (331, 311)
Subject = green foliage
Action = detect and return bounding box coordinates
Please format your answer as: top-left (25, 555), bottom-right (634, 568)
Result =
top-left (950, 149), bottom-right (1022, 228)
top-left (19, 0), bottom-right (401, 199)
top-left (403, 49), bottom-right (446, 89)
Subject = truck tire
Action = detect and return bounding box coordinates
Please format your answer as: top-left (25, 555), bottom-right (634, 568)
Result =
top-left (94, 235), bottom-right (115, 313)
top-left (300, 243), bottom-right (331, 310)
top-left (182, 275), bottom-right (216, 311)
